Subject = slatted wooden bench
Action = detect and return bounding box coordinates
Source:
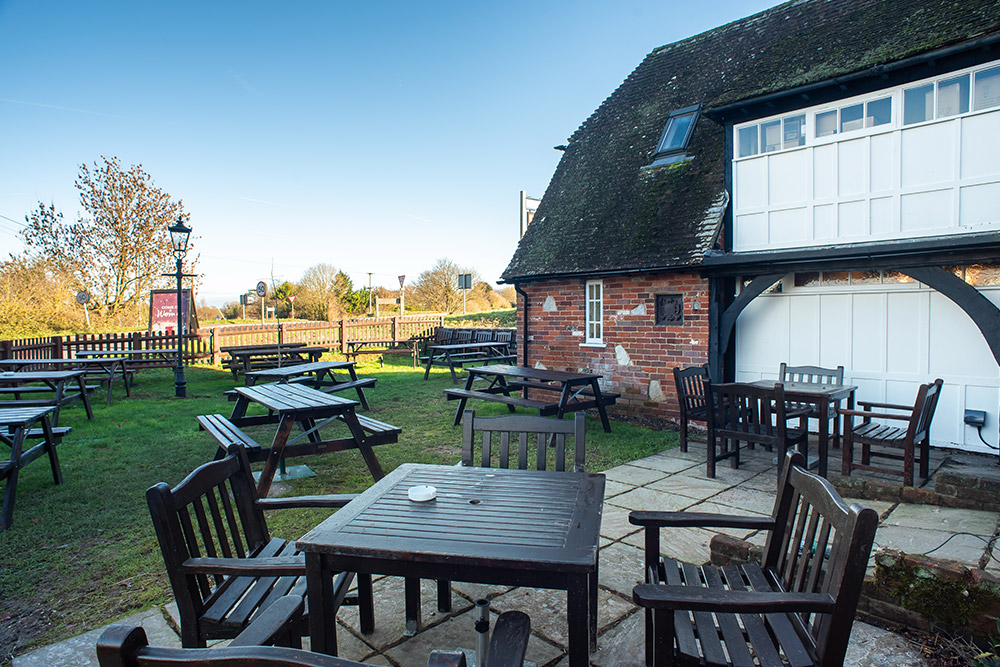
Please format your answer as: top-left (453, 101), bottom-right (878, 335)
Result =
top-left (444, 388), bottom-right (549, 411)
top-left (505, 380), bottom-right (621, 403)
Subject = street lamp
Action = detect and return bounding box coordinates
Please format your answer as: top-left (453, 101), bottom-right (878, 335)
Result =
top-left (167, 217), bottom-right (192, 397)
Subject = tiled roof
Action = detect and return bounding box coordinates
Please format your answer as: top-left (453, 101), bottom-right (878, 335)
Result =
top-left (500, 0), bottom-right (1000, 282)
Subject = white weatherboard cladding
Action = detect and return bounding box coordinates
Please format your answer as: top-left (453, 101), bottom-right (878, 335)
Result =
top-left (732, 103), bottom-right (1000, 250)
top-left (735, 283), bottom-right (1000, 453)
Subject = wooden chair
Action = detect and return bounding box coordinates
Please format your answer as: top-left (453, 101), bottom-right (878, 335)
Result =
top-left (146, 444), bottom-right (373, 648)
top-left (705, 382), bottom-right (807, 478)
top-left (672, 365), bottom-right (709, 452)
top-left (630, 451), bottom-right (879, 667)
top-left (779, 363), bottom-right (846, 448)
top-left (840, 378), bottom-right (943, 486)
top-left (98, 595), bottom-right (531, 667)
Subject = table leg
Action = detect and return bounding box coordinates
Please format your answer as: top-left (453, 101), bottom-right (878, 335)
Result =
top-left (77, 376), bottom-right (94, 420)
top-left (120, 361), bottom-right (132, 397)
top-left (589, 555), bottom-right (599, 652)
top-left (817, 400), bottom-right (829, 478)
top-left (567, 573), bottom-right (590, 667)
top-left (404, 577), bottom-right (421, 635)
top-left (0, 427), bottom-right (26, 531)
top-left (423, 350), bottom-right (436, 380)
top-left (306, 553), bottom-right (338, 655)
top-left (257, 415), bottom-right (295, 497)
top-left (446, 351), bottom-right (459, 384)
top-left (345, 366), bottom-right (371, 410)
top-left (38, 415), bottom-right (62, 485)
top-left (453, 372), bottom-right (476, 425)
top-left (591, 379), bottom-right (612, 433)
top-left (230, 396), bottom-right (250, 424)
top-left (342, 411), bottom-right (384, 480)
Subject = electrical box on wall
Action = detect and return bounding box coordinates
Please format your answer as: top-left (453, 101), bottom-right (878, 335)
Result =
top-left (964, 410), bottom-right (986, 428)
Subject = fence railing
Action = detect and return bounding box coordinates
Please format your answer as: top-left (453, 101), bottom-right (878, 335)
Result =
top-left (0, 315), bottom-right (447, 366)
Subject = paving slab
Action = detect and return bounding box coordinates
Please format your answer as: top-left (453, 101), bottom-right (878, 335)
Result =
top-left (600, 503), bottom-right (642, 541)
top-left (621, 526), bottom-right (716, 564)
top-left (843, 620), bottom-right (929, 666)
top-left (489, 586), bottom-right (631, 645)
top-left (883, 503), bottom-right (998, 536)
top-left (874, 525), bottom-right (988, 565)
top-left (628, 455), bottom-right (700, 474)
top-left (603, 479), bottom-right (633, 498)
top-left (645, 474), bottom-right (731, 501)
top-left (709, 486), bottom-right (779, 515)
top-left (591, 609), bottom-right (645, 667)
top-left (597, 542), bottom-right (645, 597)
top-left (604, 486), bottom-right (695, 512)
top-left (601, 464), bottom-right (669, 487)
top-left (683, 499), bottom-right (770, 519)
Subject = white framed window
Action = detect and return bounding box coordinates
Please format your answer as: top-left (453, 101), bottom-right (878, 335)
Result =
top-left (585, 280), bottom-right (603, 344)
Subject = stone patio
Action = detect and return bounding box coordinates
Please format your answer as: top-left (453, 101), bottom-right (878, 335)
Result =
top-left (18, 441), bottom-right (998, 666)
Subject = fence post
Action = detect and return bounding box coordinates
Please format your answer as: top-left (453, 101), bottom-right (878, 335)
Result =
top-left (53, 336), bottom-right (64, 359)
top-left (339, 319), bottom-right (347, 355)
top-left (211, 329), bottom-right (220, 366)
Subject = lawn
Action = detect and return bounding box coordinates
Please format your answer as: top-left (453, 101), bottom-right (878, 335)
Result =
top-left (0, 354), bottom-right (677, 660)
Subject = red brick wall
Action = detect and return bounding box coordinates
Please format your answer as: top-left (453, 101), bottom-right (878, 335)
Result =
top-left (515, 271), bottom-right (709, 422)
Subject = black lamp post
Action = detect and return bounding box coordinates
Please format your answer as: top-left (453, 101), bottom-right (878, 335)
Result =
top-left (167, 217), bottom-right (192, 397)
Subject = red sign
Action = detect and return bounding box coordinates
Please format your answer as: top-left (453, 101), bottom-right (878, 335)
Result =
top-left (149, 289), bottom-right (195, 333)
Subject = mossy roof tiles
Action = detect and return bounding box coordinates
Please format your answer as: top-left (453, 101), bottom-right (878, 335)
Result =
top-left (500, 0), bottom-right (1000, 282)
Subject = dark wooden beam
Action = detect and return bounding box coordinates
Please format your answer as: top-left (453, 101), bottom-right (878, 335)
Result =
top-left (718, 273), bottom-right (785, 358)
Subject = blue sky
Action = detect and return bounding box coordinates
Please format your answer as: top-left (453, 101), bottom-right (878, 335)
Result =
top-left (0, 0), bottom-right (779, 306)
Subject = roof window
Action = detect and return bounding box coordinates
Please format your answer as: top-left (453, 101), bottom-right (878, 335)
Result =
top-left (649, 105), bottom-right (699, 166)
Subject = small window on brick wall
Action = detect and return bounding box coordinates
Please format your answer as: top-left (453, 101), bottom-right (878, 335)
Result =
top-left (585, 280), bottom-right (603, 344)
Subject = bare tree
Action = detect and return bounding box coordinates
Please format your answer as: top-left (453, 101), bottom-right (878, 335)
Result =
top-left (298, 263), bottom-right (354, 320)
top-left (19, 156), bottom-right (191, 315)
top-left (411, 258), bottom-right (478, 313)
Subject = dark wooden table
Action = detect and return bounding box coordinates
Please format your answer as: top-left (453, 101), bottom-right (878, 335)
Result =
top-left (749, 379), bottom-right (857, 478)
top-left (422, 342), bottom-right (514, 383)
top-left (0, 369), bottom-right (93, 424)
top-left (222, 345), bottom-right (329, 379)
top-left (229, 382), bottom-right (390, 496)
top-left (244, 360), bottom-right (376, 409)
top-left (0, 357), bottom-right (128, 405)
top-left (297, 463), bottom-right (605, 665)
top-left (0, 406), bottom-right (63, 531)
top-left (445, 364), bottom-right (618, 432)
top-left (344, 339), bottom-right (420, 368)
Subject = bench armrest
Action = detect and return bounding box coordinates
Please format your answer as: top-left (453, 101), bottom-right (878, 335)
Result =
top-left (257, 494), bottom-right (358, 510)
top-left (181, 556), bottom-right (304, 577)
top-left (630, 511), bottom-right (774, 531)
top-left (838, 408), bottom-right (910, 421)
top-left (229, 595), bottom-right (304, 647)
top-left (857, 400), bottom-right (913, 411)
top-left (634, 584), bottom-right (837, 614)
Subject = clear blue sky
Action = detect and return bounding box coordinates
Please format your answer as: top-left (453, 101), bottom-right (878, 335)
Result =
top-left (0, 0), bottom-right (779, 306)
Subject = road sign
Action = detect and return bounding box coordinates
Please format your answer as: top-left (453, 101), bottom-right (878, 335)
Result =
top-left (75, 290), bottom-right (90, 304)
top-left (256, 281), bottom-right (267, 297)
top-left (398, 275), bottom-right (406, 288)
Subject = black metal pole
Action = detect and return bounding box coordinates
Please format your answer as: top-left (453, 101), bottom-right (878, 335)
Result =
top-left (174, 256), bottom-right (187, 397)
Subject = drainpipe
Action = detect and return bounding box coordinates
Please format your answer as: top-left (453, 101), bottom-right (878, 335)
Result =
top-left (515, 282), bottom-right (528, 367)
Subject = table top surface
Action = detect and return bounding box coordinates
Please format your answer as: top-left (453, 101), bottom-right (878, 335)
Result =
top-left (245, 360), bottom-right (355, 379)
top-left (220, 343), bottom-right (308, 352)
top-left (750, 379), bottom-right (858, 398)
top-left (465, 365), bottom-right (602, 384)
top-left (233, 382), bottom-right (358, 413)
top-left (0, 359), bottom-right (95, 366)
top-left (227, 345), bottom-right (329, 357)
top-left (0, 369), bottom-right (86, 381)
top-left (75, 349), bottom-right (177, 358)
top-left (0, 405), bottom-right (56, 426)
top-left (297, 463), bottom-right (605, 572)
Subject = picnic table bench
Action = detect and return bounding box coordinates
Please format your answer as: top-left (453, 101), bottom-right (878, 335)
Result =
top-left (0, 357), bottom-right (131, 405)
top-left (244, 360), bottom-right (377, 410)
top-left (221, 344), bottom-right (329, 379)
top-left (343, 339), bottom-right (420, 367)
top-left (0, 369), bottom-right (95, 424)
top-left (1, 406), bottom-right (69, 531)
top-left (421, 341), bottom-right (516, 383)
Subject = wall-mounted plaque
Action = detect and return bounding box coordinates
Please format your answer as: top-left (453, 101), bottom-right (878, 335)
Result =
top-left (655, 294), bottom-right (684, 326)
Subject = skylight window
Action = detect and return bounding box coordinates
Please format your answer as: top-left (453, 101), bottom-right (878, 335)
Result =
top-left (650, 105), bottom-right (699, 166)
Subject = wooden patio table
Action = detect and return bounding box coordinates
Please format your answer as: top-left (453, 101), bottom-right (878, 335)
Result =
top-left (421, 341), bottom-right (515, 383)
top-left (0, 369), bottom-right (93, 424)
top-left (749, 379), bottom-right (857, 478)
top-left (297, 463), bottom-right (605, 665)
top-left (0, 357), bottom-right (128, 406)
top-left (244, 360), bottom-right (377, 409)
top-left (0, 406), bottom-right (62, 531)
top-left (445, 364), bottom-right (618, 432)
top-left (221, 344), bottom-right (329, 379)
top-left (228, 382), bottom-right (391, 497)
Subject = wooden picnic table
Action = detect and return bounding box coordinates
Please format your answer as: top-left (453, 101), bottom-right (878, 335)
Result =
top-left (244, 360), bottom-right (377, 409)
top-left (298, 463), bottom-right (605, 666)
top-left (749, 379), bottom-right (857, 478)
top-left (0, 369), bottom-right (94, 424)
top-left (226, 383), bottom-right (398, 497)
top-left (221, 344), bottom-right (329, 379)
top-left (343, 339), bottom-right (420, 368)
top-left (421, 341), bottom-right (515, 383)
top-left (0, 357), bottom-right (130, 405)
top-left (444, 364), bottom-right (618, 432)
top-left (0, 406), bottom-right (65, 531)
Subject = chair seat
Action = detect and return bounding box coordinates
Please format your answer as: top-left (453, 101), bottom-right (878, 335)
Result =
top-left (852, 422), bottom-right (907, 444)
top-left (656, 557), bottom-right (817, 667)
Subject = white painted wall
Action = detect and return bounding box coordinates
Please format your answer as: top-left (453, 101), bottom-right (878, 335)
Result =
top-left (735, 282), bottom-right (1000, 453)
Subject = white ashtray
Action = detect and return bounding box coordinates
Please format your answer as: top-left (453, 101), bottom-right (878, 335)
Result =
top-left (408, 485), bottom-right (437, 502)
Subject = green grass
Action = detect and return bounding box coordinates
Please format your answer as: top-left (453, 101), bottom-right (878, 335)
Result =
top-left (0, 355), bottom-right (676, 658)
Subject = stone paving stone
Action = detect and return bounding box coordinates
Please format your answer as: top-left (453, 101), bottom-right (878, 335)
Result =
top-left (658, 448), bottom-right (705, 462)
top-left (600, 503), bottom-right (642, 541)
top-left (603, 479), bottom-right (633, 498)
top-left (384, 611), bottom-right (563, 667)
top-left (591, 609), bottom-right (644, 666)
top-left (883, 503), bottom-right (998, 536)
top-left (735, 470), bottom-right (780, 492)
top-left (843, 620), bottom-right (929, 666)
top-left (620, 526), bottom-right (741, 564)
top-left (687, 462), bottom-right (764, 485)
top-left (337, 576), bottom-right (473, 651)
top-left (451, 582), bottom-right (515, 602)
top-left (604, 486), bottom-right (695, 513)
top-left (874, 525), bottom-right (987, 565)
top-left (629, 455), bottom-right (700, 474)
top-left (597, 542), bottom-right (645, 597)
top-left (489, 586), bottom-right (631, 645)
top-left (711, 486), bottom-right (779, 515)
top-left (13, 607), bottom-right (176, 667)
top-left (684, 499), bottom-right (770, 518)
top-left (601, 464), bottom-right (668, 487)
top-left (645, 474), bottom-right (731, 501)
top-left (843, 497), bottom-right (896, 519)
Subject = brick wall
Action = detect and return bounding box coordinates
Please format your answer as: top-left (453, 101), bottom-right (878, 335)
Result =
top-left (515, 271), bottom-right (709, 422)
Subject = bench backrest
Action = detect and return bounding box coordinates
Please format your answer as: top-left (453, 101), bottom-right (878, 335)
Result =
top-left (473, 330), bottom-right (493, 343)
top-left (146, 449), bottom-right (267, 643)
top-left (705, 381), bottom-right (791, 448)
top-left (672, 364), bottom-right (708, 415)
top-left (764, 452), bottom-right (879, 666)
top-left (779, 363), bottom-right (845, 385)
top-left (909, 378), bottom-right (944, 442)
top-left (462, 409), bottom-right (586, 472)
top-left (452, 329), bottom-right (473, 344)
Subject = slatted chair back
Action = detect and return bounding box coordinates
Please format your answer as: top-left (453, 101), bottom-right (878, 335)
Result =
top-left (452, 329), bottom-right (473, 344)
top-left (461, 409), bottom-right (586, 472)
top-left (146, 451), bottom-right (270, 646)
top-left (474, 330), bottom-right (493, 343)
top-left (433, 328), bottom-right (454, 344)
top-left (910, 378), bottom-right (943, 442)
top-left (762, 453), bottom-right (879, 666)
top-left (779, 363), bottom-right (845, 386)
top-left (671, 364), bottom-right (709, 452)
top-left (704, 381), bottom-right (796, 477)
